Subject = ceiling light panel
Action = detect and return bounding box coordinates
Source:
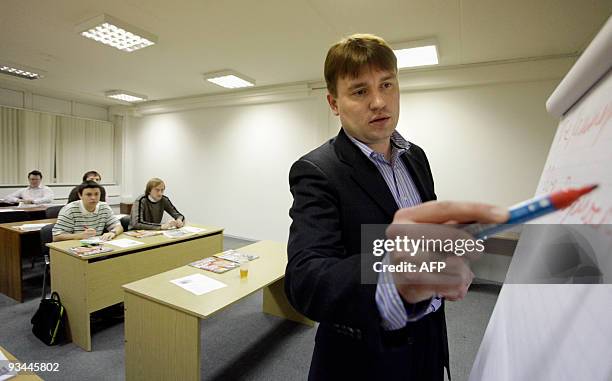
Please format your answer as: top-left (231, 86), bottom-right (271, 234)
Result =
top-left (105, 90), bottom-right (147, 102)
top-left (203, 70), bottom-right (255, 89)
top-left (392, 38), bottom-right (440, 69)
top-left (394, 46), bottom-right (439, 68)
top-left (76, 14), bottom-right (157, 52)
top-left (207, 75), bottom-right (254, 89)
top-left (0, 61), bottom-right (45, 80)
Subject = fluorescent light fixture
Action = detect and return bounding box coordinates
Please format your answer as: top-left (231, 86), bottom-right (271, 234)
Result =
top-left (76, 14), bottom-right (157, 52)
top-left (105, 90), bottom-right (147, 103)
top-left (203, 70), bottom-right (255, 89)
top-left (392, 38), bottom-right (439, 69)
top-left (0, 61), bottom-right (45, 80)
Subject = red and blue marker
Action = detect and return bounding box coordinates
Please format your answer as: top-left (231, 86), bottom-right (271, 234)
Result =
top-left (464, 184), bottom-right (599, 239)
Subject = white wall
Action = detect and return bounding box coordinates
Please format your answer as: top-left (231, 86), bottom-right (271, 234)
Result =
top-left (0, 60), bottom-right (567, 245)
top-left (122, 59), bottom-right (568, 242)
top-left (398, 79), bottom-right (559, 206)
top-left (126, 96), bottom-right (327, 241)
top-left (0, 77), bottom-right (557, 245)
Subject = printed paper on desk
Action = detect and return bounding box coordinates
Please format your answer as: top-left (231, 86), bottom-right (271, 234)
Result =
top-left (104, 238), bottom-right (144, 248)
top-left (124, 230), bottom-right (163, 238)
top-left (15, 223), bottom-right (50, 231)
top-left (80, 237), bottom-right (105, 245)
top-left (170, 273), bottom-right (227, 295)
top-left (17, 203), bottom-right (37, 208)
top-left (163, 229), bottom-right (191, 238)
top-left (181, 226), bottom-right (206, 234)
top-left (0, 349), bottom-right (17, 380)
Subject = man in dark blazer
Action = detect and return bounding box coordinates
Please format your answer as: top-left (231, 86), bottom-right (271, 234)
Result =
top-left (286, 34), bottom-right (508, 380)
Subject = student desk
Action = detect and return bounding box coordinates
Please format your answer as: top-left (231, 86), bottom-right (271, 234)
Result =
top-left (0, 345), bottom-right (44, 380)
top-left (122, 240), bottom-right (313, 381)
top-left (0, 219), bottom-right (56, 302)
top-left (0, 205), bottom-right (54, 221)
top-left (47, 225), bottom-right (223, 352)
top-left (484, 231), bottom-right (520, 256)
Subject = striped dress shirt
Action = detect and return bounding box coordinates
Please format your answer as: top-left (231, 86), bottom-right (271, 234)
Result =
top-left (346, 131), bottom-right (442, 331)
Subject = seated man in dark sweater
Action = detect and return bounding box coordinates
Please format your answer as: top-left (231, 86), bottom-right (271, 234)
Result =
top-left (68, 170), bottom-right (106, 203)
top-left (130, 177), bottom-right (185, 230)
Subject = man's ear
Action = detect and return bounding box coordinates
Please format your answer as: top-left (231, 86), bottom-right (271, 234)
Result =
top-left (327, 93), bottom-right (340, 116)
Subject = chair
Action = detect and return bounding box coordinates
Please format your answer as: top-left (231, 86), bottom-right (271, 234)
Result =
top-left (0, 211), bottom-right (29, 223)
top-left (45, 205), bottom-right (64, 219)
top-left (119, 202), bottom-right (133, 215)
top-left (39, 223), bottom-right (55, 261)
top-left (120, 215), bottom-right (131, 232)
top-left (39, 223), bottom-right (55, 292)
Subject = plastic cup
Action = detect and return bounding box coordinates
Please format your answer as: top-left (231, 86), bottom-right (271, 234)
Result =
top-left (239, 254), bottom-right (249, 279)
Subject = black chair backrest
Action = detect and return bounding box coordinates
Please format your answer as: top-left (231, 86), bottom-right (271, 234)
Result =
top-left (0, 211), bottom-right (29, 224)
top-left (120, 215), bottom-right (130, 232)
top-left (45, 205), bottom-right (64, 219)
top-left (40, 223), bottom-right (55, 258)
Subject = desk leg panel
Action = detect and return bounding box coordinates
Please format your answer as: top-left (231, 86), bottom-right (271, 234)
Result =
top-left (50, 249), bottom-right (91, 351)
top-left (87, 233), bottom-right (223, 313)
top-left (0, 228), bottom-right (22, 302)
top-left (125, 291), bottom-right (201, 381)
top-left (263, 278), bottom-right (314, 327)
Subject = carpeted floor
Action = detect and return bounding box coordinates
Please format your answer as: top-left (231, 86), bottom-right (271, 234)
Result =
top-left (0, 236), bottom-right (500, 380)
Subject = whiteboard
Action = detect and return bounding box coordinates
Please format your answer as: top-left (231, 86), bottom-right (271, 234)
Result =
top-left (469, 15), bottom-right (612, 381)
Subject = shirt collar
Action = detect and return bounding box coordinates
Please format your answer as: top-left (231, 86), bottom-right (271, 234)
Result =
top-left (79, 200), bottom-right (100, 215)
top-left (344, 129), bottom-right (411, 162)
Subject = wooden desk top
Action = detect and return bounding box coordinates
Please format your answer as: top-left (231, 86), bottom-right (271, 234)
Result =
top-left (47, 224), bottom-right (224, 260)
top-left (484, 230), bottom-right (521, 256)
top-left (491, 230), bottom-right (521, 240)
top-left (123, 240), bottom-right (287, 319)
top-left (0, 204), bottom-right (62, 213)
top-left (0, 346), bottom-right (43, 380)
top-left (0, 218), bottom-right (57, 234)
top-left (0, 206), bottom-right (45, 212)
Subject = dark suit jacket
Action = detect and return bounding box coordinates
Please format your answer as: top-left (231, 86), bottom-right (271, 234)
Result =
top-left (67, 184), bottom-right (106, 203)
top-left (286, 129), bottom-right (449, 380)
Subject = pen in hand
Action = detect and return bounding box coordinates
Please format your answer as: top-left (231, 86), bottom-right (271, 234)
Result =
top-left (82, 226), bottom-right (97, 239)
top-left (463, 184), bottom-right (599, 239)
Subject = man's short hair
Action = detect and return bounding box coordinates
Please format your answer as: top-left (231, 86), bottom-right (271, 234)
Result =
top-left (82, 170), bottom-right (101, 182)
top-left (78, 181), bottom-right (102, 196)
top-left (145, 178), bottom-right (165, 196)
top-left (28, 170), bottom-right (43, 179)
top-left (324, 34), bottom-right (397, 97)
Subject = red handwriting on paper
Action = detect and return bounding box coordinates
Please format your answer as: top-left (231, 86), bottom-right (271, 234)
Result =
top-left (560, 198), bottom-right (612, 237)
top-left (560, 102), bottom-right (612, 149)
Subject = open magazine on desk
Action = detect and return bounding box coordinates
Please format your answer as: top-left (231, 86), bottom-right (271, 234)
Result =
top-left (189, 249), bottom-right (259, 274)
top-left (162, 226), bottom-right (206, 238)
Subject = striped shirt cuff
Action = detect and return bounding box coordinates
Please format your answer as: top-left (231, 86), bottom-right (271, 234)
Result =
top-left (375, 254), bottom-right (441, 330)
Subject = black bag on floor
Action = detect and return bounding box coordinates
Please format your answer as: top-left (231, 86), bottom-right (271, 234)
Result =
top-left (31, 256), bottom-right (66, 345)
